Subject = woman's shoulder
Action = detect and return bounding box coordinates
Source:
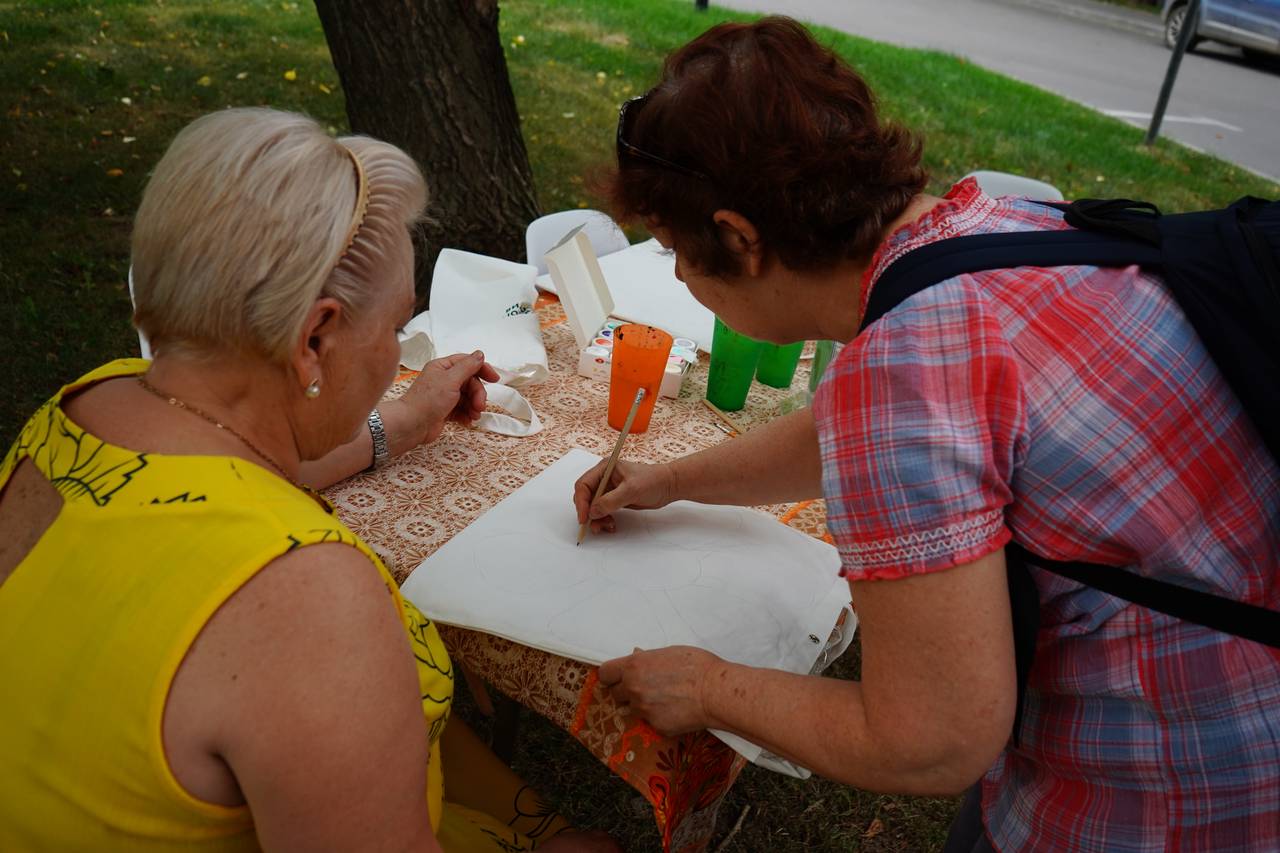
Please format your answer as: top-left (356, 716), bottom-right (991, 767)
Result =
top-left (54, 357), bottom-right (151, 402)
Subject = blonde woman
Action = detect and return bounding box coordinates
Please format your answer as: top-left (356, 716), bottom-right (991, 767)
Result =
top-left (0, 108), bottom-right (618, 853)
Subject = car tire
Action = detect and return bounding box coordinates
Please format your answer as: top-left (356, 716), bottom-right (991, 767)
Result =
top-left (1164, 4), bottom-right (1202, 51)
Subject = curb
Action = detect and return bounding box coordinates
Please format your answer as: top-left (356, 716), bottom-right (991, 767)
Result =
top-left (996, 0), bottom-right (1165, 40)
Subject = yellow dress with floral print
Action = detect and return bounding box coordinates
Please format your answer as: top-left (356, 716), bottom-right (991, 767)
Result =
top-left (0, 360), bottom-right (566, 852)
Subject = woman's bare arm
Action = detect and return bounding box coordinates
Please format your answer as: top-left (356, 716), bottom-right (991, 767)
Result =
top-left (601, 548), bottom-right (1017, 796)
top-left (167, 544), bottom-right (442, 852)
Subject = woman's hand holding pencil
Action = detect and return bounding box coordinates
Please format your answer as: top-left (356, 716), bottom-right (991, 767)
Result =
top-left (572, 459), bottom-right (678, 538)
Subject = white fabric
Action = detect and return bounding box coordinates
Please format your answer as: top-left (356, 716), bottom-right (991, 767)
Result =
top-left (401, 448), bottom-right (854, 773)
top-left (472, 382), bottom-right (542, 437)
top-left (127, 266), bottom-right (152, 359)
top-left (398, 249), bottom-right (548, 436)
top-left (536, 239), bottom-right (716, 351)
top-left (963, 170), bottom-right (1064, 201)
top-left (526, 209), bottom-right (630, 276)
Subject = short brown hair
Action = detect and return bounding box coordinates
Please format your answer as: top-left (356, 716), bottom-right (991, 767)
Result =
top-left (603, 17), bottom-right (927, 276)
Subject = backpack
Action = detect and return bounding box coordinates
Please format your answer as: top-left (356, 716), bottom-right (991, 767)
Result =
top-left (862, 196), bottom-right (1280, 738)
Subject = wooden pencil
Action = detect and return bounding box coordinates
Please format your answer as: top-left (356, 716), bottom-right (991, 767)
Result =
top-left (701, 396), bottom-right (748, 437)
top-left (578, 387), bottom-right (646, 545)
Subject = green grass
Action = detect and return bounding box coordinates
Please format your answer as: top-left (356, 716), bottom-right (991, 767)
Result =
top-left (1, 4), bottom-right (1277, 845)
top-left (3, 0), bottom-right (1276, 450)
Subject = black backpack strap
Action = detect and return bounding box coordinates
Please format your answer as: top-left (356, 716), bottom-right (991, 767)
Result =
top-left (1061, 198), bottom-right (1162, 246)
top-left (862, 230), bottom-right (1163, 332)
top-left (1008, 543), bottom-right (1280, 649)
top-left (1235, 197), bottom-right (1280, 296)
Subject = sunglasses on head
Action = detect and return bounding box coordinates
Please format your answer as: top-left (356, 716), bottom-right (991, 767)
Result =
top-left (616, 93), bottom-right (711, 182)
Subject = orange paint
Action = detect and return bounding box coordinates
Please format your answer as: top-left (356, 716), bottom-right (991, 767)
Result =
top-left (778, 500), bottom-right (812, 526)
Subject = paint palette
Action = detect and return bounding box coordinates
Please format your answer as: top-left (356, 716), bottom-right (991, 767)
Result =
top-left (577, 320), bottom-right (695, 398)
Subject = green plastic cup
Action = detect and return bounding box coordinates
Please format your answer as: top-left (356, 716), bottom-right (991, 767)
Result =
top-left (706, 317), bottom-right (764, 411)
top-left (755, 341), bottom-right (804, 388)
top-left (808, 340), bottom-right (838, 397)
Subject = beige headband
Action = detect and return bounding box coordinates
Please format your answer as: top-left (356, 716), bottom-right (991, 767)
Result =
top-left (333, 146), bottom-right (370, 269)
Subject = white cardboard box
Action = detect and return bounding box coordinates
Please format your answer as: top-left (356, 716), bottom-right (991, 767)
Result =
top-left (544, 227), bottom-right (691, 399)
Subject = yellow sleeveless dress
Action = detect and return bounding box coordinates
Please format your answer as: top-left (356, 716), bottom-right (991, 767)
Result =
top-left (0, 360), bottom-right (560, 852)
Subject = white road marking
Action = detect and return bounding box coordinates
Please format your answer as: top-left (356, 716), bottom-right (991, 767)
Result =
top-left (1102, 109), bottom-right (1244, 132)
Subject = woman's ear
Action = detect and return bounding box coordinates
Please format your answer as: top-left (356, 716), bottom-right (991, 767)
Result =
top-left (290, 296), bottom-right (346, 397)
top-left (711, 210), bottom-right (764, 277)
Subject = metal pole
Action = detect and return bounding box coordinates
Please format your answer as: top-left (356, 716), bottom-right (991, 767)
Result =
top-left (1146, 0), bottom-right (1199, 145)
top-left (696, 0), bottom-right (708, 9)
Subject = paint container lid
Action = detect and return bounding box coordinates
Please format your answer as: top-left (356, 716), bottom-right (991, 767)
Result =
top-left (673, 337), bottom-right (697, 351)
top-left (671, 346), bottom-right (698, 362)
top-left (585, 345), bottom-right (612, 359)
top-left (593, 337), bottom-right (613, 348)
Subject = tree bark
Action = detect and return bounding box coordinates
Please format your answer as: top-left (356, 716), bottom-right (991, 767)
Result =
top-left (314, 0), bottom-right (539, 301)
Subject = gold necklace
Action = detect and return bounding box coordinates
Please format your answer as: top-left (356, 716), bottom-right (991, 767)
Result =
top-left (136, 375), bottom-right (305, 491)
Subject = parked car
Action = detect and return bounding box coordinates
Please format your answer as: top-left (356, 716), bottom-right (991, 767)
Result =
top-left (1162, 0), bottom-right (1280, 64)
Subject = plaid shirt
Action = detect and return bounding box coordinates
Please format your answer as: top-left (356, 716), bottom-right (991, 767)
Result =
top-left (812, 179), bottom-right (1280, 852)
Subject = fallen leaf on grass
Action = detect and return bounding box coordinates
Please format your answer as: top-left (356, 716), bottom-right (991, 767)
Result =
top-left (317, 83), bottom-right (331, 94)
top-left (122, 136), bottom-right (136, 143)
top-left (283, 69), bottom-right (297, 81)
top-left (236, 71), bottom-right (248, 80)
top-left (106, 168), bottom-right (124, 177)
top-left (863, 818), bottom-right (884, 839)
top-left (196, 75), bottom-right (212, 87)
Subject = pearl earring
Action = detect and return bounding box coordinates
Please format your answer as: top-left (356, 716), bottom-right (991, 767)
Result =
top-left (305, 379), bottom-right (322, 399)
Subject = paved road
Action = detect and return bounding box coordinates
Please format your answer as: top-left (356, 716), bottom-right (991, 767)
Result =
top-left (714, 0), bottom-right (1280, 181)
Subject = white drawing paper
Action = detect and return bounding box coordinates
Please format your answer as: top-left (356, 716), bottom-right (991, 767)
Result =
top-left (402, 448), bottom-right (849, 673)
top-left (401, 448), bottom-right (855, 775)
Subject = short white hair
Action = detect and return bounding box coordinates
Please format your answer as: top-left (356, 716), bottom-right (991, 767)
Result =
top-left (131, 107), bottom-right (427, 361)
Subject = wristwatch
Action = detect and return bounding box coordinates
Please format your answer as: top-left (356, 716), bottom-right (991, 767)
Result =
top-left (367, 408), bottom-right (390, 471)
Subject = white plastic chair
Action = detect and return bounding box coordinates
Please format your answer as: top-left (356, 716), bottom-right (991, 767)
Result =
top-left (964, 170), bottom-right (1064, 201)
top-left (524, 209), bottom-right (630, 275)
top-left (127, 266), bottom-right (153, 359)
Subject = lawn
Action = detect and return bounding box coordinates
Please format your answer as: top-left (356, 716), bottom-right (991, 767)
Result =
top-left (3, 0), bottom-right (1277, 448)
top-left (1, 1), bottom-right (1277, 848)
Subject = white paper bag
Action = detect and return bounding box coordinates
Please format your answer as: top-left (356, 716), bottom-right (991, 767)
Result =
top-left (400, 249), bottom-right (549, 385)
top-left (398, 250), bottom-right (548, 436)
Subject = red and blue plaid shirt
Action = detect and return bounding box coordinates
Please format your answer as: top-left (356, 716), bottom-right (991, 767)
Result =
top-left (813, 179), bottom-right (1280, 852)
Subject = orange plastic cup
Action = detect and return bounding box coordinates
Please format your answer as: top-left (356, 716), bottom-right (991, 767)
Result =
top-left (608, 324), bottom-right (673, 433)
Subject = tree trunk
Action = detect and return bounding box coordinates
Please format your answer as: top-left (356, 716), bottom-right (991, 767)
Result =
top-left (313, 0), bottom-right (539, 301)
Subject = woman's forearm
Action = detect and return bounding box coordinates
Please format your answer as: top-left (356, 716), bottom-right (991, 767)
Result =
top-left (699, 661), bottom-right (981, 797)
top-left (298, 399), bottom-right (421, 490)
top-left (671, 408), bottom-right (823, 506)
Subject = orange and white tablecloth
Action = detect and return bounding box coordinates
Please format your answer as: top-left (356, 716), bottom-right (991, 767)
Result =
top-left (324, 297), bottom-right (837, 853)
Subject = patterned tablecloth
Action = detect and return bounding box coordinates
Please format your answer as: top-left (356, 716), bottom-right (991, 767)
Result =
top-left (324, 297), bottom-right (838, 853)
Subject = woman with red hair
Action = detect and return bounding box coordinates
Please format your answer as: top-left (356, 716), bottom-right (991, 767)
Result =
top-left (573, 16), bottom-right (1279, 853)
